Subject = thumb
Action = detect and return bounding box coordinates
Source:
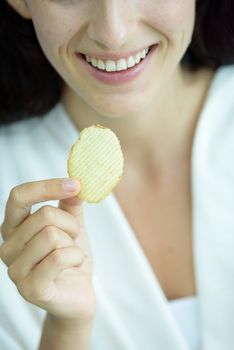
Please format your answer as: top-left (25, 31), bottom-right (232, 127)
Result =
top-left (58, 178), bottom-right (84, 217)
top-left (58, 179), bottom-right (90, 255)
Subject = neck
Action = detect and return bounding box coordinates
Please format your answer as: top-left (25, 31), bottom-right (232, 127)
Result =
top-left (62, 66), bottom-right (214, 173)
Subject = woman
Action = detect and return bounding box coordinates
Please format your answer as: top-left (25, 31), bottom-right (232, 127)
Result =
top-left (0, 0), bottom-right (234, 349)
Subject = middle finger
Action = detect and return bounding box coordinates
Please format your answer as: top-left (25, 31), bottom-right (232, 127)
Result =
top-left (1, 206), bottom-right (79, 266)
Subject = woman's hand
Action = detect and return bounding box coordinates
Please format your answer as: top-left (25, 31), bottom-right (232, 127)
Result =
top-left (0, 178), bottom-right (96, 324)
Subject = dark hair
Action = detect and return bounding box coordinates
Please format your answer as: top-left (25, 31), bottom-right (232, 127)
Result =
top-left (0, 0), bottom-right (234, 125)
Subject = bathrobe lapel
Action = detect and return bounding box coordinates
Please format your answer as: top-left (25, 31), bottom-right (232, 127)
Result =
top-left (47, 65), bottom-right (234, 350)
top-left (191, 67), bottom-right (234, 350)
top-left (84, 194), bottom-right (190, 350)
top-left (83, 67), bottom-right (234, 350)
top-left (48, 104), bottom-right (191, 349)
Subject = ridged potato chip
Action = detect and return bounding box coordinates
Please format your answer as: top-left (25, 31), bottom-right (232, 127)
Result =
top-left (67, 125), bottom-right (124, 203)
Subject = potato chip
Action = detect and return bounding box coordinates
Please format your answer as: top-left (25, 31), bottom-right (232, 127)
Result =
top-left (67, 125), bottom-right (124, 203)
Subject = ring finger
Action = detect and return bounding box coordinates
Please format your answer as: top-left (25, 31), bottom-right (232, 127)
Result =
top-left (8, 226), bottom-right (74, 283)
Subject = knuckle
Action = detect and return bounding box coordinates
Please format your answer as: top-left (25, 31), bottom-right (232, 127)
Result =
top-left (7, 265), bottom-right (17, 283)
top-left (40, 206), bottom-right (56, 223)
top-left (9, 187), bottom-right (22, 206)
top-left (44, 181), bottom-right (53, 199)
top-left (73, 218), bottom-right (80, 234)
top-left (43, 180), bottom-right (62, 201)
top-left (17, 280), bottom-right (33, 301)
top-left (9, 186), bottom-right (29, 209)
top-left (50, 249), bottom-right (65, 265)
top-left (76, 247), bottom-right (85, 263)
top-left (0, 222), bottom-right (7, 241)
top-left (0, 243), bottom-right (8, 263)
top-left (43, 226), bottom-right (61, 248)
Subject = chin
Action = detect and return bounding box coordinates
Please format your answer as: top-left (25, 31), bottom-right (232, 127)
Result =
top-left (92, 103), bottom-right (143, 119)
top-left (91, 94), bottom-right (150, 118)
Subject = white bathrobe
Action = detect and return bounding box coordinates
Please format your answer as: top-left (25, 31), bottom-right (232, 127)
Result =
top-left (0, 65), bottom-right (234, 350)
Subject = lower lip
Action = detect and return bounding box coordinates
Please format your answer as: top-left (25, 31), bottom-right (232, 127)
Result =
top-left (75, 44), bottom-right (158, 85)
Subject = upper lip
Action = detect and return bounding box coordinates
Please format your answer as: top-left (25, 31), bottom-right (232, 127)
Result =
top-left (78, 44), bottom-right (157, 61)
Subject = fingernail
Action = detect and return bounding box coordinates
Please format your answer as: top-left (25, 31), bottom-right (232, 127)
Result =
top-left (63, 179), bottom-right (80, 193)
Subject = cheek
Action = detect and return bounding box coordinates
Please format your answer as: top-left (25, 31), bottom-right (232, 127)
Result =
top-left (142, 0), bottom-right (195, 40)
top-left (28, 5), bottom-right (84, 57)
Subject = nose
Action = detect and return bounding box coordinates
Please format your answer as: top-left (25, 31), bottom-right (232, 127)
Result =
top-left (87, 0), bottom-right (132, 51)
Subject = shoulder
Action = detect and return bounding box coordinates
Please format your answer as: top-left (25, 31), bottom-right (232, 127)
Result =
top-left (200, 65), bottom-right (234, 131)
top-left (209, 65), bottom-right (234, 101)
top-left (0, 103), bottom-right (64, 155)
top-left (216, 64), bottom-right (234, 82)
top-left (0, 114), bottom-right (44, 177)
top-left (0, 105), bottom-right (57, 138)
top-left (193, 65), bottom-right (234, 185)
top-left (0, 104), bottom-right (63, 211)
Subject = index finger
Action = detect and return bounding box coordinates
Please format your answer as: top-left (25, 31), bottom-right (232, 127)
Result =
top-left (2, 178), bottom-right (80, 238)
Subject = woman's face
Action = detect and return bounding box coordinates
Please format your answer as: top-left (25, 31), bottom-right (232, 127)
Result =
top-left (10, 0), bottom-right (196, 117)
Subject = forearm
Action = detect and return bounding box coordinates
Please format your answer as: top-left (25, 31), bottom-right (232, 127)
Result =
top-left (39, 314), bottom-right (93, 350)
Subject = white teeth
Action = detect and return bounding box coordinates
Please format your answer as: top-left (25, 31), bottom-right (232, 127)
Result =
top-left (127, 56), bottom-right (136, 68)
top-left (91, 57), bottom-right (97, 67)
top-left (85, 46), bottom-right (150, 72)
top-left (97, 59), bottom-right (105, 70)
top-left (116, 59), bottom-right (128, 71)
top-left (140, 49), bottom-right (146, 59)
top-left (106, 60), bottom-right (117, 72)
top-left (134, 52), bottom-right (141, 64)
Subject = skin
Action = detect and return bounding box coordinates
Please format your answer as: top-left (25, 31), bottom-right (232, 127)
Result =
top-left (8, 0), bottom-right (214, 169)
top-left (1, 0), bottom-right (215, 347)
top-left (8, 0), bottom-right (198, 159)
top-left (0, 179), bottom-right (95, 350)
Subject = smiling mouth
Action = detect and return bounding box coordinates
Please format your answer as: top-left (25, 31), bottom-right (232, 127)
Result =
top-left (79, 45), bottom-right (156, 73)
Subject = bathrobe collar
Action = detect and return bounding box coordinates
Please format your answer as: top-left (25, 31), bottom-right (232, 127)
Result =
top-left (48, 65), bottom-right (234, 349)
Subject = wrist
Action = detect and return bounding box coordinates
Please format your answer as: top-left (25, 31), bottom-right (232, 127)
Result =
top-left (39, 313), bottom-right (94, 350)
top-left (47, 313), bottom-right (95, 335)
